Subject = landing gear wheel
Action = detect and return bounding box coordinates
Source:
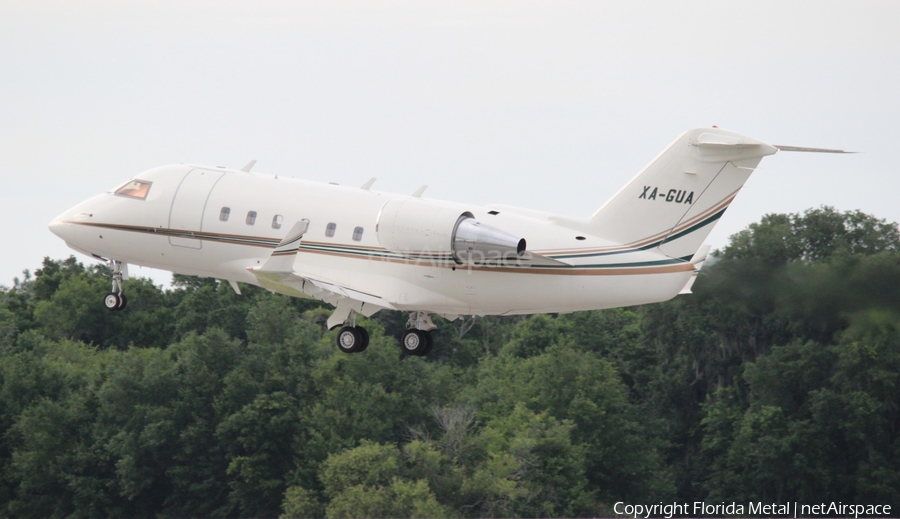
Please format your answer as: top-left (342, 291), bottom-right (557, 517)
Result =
top-left (104, 260), bottom-right (127, 311)
top-left (356, 326), bottom-right (369, 352)
top-left (421, 331), bottom-right (434, 356)
top-left (104, 292), bottom-right (121, 311)
top-left (401, 329), bottom-right (430, 356)
top-left (337, 326), bottom-right (365, 354)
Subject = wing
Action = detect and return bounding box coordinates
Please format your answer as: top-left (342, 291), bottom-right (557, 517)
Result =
top-left (247, 220), bottom-right (392, 327)
top-left (252, 220), bottom-right (529, 326)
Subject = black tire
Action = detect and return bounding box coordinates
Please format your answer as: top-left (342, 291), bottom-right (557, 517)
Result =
top-left (116, 294), bottom-right (127, 311)
top-left (400, 329), bottom-right (428, 356)
top-left (337, 326), bottom-right (363, 354)
top-left (104, 292), bottom-right (121, 311)
top-left (421, 331), bottom-right (434, 356)
top-left (355, 326), bottom-right (369, 352)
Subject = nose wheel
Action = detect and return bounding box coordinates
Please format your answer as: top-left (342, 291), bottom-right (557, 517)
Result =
top-left (104, 260), bottom-right (127, 311)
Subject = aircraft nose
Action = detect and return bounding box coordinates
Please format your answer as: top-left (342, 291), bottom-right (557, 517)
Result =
top-left (48, 216), bottom-right (70, 240)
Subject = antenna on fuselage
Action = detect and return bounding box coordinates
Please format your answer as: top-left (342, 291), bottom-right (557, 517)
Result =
top-left (241, 160), bottom-right (257, 172)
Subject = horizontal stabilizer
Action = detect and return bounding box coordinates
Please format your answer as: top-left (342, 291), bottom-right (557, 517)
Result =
top-left (774, 145), bottom-right (855, 154)
top-left (692, 132), bottom-right (770, 150)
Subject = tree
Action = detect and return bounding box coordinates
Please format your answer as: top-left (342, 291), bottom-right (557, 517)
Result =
top-left (468, 332), bottom-right (674, 506)
top-left (318, 441), bottom-right (450, 519)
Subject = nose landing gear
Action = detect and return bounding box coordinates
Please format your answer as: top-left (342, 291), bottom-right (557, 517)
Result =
top-left (104, 260), bottom-right (127, 311)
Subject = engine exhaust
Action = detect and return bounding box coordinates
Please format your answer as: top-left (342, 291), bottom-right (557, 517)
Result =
top-left (452, 216), bottom-right (526, 265)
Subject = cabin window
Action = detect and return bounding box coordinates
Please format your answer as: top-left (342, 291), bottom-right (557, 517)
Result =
top-left (246, 211), bottom-right (257, 225)
top-left (219, 207), bottom-right (231, 221)
top-left (272, 215), bottom-right (283, 229)
top-left (325, 222), bottom-right (336, 237)
top-left (114, 179), bottom-right (152, 200)
top-left (353, 226), bottom-right (364, 241)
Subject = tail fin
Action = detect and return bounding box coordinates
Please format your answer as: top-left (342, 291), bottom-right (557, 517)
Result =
top-left (590, 128), bottom-right (777, 260)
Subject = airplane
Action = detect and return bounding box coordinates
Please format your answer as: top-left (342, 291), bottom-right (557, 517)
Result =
top-left (48, 128), bottom-right (849, 356)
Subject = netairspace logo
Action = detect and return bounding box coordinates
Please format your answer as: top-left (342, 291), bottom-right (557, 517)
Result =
top-left (614, 501), bottom-right (893, 518)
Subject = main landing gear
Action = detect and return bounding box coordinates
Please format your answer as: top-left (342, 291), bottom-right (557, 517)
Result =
top-left (104, 260), bottom-right (127, 311)
top-left (331, 308), bottom-right (370, 354)
top-left (336, 324), bottom-right (370, 354)
top-left (400, 311), bottom-right (436, 356)
top-left (328, 307), bottom-right (438, 356)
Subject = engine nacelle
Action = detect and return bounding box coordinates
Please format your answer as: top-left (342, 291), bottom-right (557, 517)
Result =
top-left (376, 198), bottom-right (526, 265)
top-left (452, 217), bottom-right (526, 265)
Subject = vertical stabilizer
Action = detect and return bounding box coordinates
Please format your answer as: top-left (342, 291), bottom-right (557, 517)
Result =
top-left (591, 128), bottom-right (777, 260)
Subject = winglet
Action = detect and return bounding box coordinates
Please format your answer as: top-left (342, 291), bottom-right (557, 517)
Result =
top-left (241, 160), bottom-right (257, 172)
top-left (258, 219), bottom-right (309, 273)
top-left (412, 185), bottom-right (428, 197)
top-left (361, 178), bottom-right (376, 190)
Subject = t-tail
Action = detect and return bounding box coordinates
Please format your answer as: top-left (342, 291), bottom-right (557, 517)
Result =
top-left (590, 128), bottom-right (778, 261)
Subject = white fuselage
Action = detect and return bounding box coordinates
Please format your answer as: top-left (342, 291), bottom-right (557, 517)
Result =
top-left (49, 164), bottom-right (694, 317)
top-left (53, 128), bottom-right (786, 320)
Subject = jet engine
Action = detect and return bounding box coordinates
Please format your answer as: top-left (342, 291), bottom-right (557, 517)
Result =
top-left (376, 198), bottom-right (525, 264)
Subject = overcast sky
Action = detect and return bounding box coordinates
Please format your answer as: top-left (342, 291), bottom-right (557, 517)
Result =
top-left (2, 1), bottom-right (897, 288)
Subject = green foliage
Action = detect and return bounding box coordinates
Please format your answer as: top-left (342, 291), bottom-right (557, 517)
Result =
top-left (318, 441), bottom-right (450, 518)
top-left (722, 206), bottom-right (899, 264)
top-left (1, 206), bottom-right (899, 515)
top-left (281, 485), bottom-right (323, 519)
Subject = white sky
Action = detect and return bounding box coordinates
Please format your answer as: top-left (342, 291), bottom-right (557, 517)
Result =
top-left (2, 1), bottom-right (898, 288)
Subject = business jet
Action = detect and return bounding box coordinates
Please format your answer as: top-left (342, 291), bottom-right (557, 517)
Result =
top-left (48, 128), bottom-right (848, 356)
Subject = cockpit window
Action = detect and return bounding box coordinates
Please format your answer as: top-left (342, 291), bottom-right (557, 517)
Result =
top-left (114, 179), bottom-right (152, 200)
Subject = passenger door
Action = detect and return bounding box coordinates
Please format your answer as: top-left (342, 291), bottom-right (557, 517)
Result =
top-left (168, 168), bottom-right (224, 249)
